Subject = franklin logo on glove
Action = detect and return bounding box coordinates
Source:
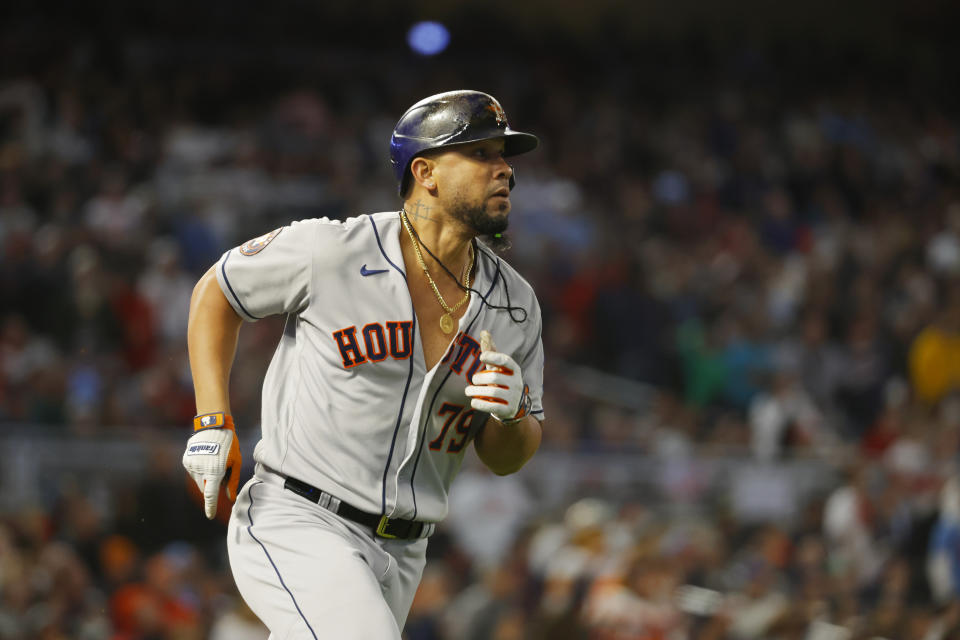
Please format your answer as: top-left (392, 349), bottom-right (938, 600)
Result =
top-left (188, 442), bottom-right (221, 455)
top-left (183, 412), bottom-right (242, 519)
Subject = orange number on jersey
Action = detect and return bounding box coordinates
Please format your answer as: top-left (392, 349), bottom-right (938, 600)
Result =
top-left (428, 403), bottom-right (477, 453)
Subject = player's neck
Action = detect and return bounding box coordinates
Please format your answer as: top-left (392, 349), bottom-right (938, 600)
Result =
top-left (400, 202), bottom-right (474, 272)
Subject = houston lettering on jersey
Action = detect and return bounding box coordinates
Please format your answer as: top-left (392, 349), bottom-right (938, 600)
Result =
top-left (332, 321), bottom-right (413, 368)
top-left (440, 332), bottom-right (484, 381)
top-left (332, 324), bottom-right (482, 380)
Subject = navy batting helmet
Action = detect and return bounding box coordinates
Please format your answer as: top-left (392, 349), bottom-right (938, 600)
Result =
top-left (390, 90), bottom-right (539, 197)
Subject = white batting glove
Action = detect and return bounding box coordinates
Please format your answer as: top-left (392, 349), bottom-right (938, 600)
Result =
top-left (182, 413), bottom-right (242, 519)
top-left (464, 331), bottom-right (532, 425)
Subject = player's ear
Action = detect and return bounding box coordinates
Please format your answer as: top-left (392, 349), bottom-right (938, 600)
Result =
top-left (410, 157), bottom-right (437, 192)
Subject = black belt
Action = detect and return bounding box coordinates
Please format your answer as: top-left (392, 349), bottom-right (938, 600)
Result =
top-left (283, 476), bottom-right (430, 540)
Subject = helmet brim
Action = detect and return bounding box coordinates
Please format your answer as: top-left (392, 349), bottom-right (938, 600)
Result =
top-left (420, 129), bottom-right (539, 159)
top-left (503, 130), bottom-right (540, 157)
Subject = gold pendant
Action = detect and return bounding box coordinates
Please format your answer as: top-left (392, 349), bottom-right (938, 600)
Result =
top-left (440, 313), bottom-right (454, 334)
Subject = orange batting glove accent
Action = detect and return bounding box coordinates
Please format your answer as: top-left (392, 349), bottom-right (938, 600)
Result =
top-left (466, 332), bottom-right (530, 424)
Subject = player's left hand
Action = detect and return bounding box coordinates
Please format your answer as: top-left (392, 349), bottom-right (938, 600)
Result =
top-left (465, 332), bottom-right (532, 425)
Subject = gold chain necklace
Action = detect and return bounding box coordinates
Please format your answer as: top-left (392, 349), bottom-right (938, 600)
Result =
top-left (400, 210), bottom-right (473, 334)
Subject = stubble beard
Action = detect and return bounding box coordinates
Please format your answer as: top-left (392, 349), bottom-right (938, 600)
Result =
top-left (448, 195), bottom-right (512, 251)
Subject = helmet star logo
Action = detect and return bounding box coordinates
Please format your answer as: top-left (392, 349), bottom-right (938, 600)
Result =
top-left (486, 103), bottom-right (507, 126)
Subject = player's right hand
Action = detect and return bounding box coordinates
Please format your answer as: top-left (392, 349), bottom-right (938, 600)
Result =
top-left (182, 412), bottom-right (242, 519)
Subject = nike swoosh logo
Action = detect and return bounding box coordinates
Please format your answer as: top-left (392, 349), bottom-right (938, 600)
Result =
top-left (360, 264), bottom-right (389, 276)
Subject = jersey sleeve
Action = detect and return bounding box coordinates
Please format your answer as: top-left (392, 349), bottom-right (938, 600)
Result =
top-left (520, 296), bottom-right (546, 421)
top-left (215, 220), bottom-right (317, 321)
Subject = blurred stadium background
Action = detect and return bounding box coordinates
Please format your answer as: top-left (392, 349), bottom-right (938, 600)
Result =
top-left (3, 1), bottom-right (960, 638)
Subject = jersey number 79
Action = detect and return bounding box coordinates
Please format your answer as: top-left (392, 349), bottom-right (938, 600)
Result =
top-left (428, 403), bottom-right (478, 453)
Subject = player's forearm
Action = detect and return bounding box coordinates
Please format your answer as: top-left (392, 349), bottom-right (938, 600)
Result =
top-left (474, 415), bottom-right (542, 475)
top-left (188, 266), bottom-right (243, 415)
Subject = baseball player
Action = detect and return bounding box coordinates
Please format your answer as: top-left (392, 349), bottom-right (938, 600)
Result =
top-left (182, 90), bottom-right (545, 639)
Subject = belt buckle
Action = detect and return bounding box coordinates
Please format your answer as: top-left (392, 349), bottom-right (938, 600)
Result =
top-left (376, 515), bottom-right (397, 539)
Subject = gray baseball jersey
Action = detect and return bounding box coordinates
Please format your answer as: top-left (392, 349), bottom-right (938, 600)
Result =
top-left (215, 211), bottom-right (545, 523)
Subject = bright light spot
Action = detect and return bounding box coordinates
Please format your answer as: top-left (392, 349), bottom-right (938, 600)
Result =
top-left (407, 21), bottom-right (450, 56)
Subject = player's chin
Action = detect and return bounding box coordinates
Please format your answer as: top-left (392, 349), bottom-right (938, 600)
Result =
top-left (488, 196), bottom-right (511, 215)
top-left (470, 207), bottom-right (510, 237)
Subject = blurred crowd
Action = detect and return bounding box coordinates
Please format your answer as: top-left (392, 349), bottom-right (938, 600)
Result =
top-left (0, 445), bottom-right (272, 640)
top-left (3, 21), bottom-right (960, 640)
